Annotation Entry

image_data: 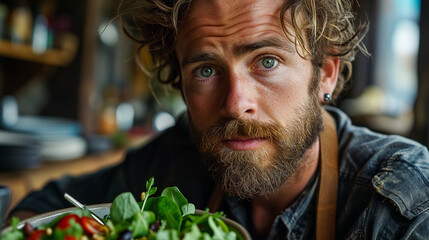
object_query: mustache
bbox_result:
[201,118,285,143]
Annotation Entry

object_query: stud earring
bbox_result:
[323,93,331,102]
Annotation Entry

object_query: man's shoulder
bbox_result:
[328,106,429,219]
[344,135,429,220]
[328,106,428,177]
[347,146,429,236]
[371,149,429,219]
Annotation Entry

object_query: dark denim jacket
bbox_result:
[13,107,429,239]
[225,107,429,239]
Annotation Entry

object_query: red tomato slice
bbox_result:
[81,216,104,235]
[56,214,81,229]
[28,229,45,240]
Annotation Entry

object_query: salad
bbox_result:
[2,177,242,240]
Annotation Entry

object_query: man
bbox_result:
[11,0,429,239]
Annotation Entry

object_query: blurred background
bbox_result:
[0,0,428,220]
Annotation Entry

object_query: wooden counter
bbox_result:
[0,149,125,216]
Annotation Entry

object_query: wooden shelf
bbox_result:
[0,149,125,216]
[0,35,78,66]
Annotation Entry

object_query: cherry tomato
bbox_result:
[64,235,77,240]
[81,215,104,235]
[56,214,81,229]
[28,229,45,240]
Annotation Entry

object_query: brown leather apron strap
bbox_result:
[207,184,223,213]
[316,110,339,240]
[207,110,339,239]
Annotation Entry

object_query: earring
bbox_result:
[323,93,331,102]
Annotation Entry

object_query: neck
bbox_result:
[251,138,320,236]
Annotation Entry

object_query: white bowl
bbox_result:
[2,204,252,239]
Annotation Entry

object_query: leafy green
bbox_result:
[181,204,196,217]
[0,230,24,240]
[155,229,180,240]
[145,196,182,230]
[110,192,141,224]
[161,187,195,217]
[0,217,24,240]
[10,217,20,230]
[181,224,202,240]
[105,219,129,240]
[141,177,157,213]
[208,216,236,240]
[130,211,156,237]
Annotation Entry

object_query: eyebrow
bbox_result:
[182,53,218,68]
[233,37,295,57]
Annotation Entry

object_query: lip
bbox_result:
[222,137,267,151]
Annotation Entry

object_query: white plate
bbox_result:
[38,136,87,161]
[0,130,87,162]
[5,116,81,136]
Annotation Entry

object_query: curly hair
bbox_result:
[118,0,368,101]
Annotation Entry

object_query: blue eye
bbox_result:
[259,57,277,69]
[197,66,216,78]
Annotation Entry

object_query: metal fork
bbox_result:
[64,193,105,225]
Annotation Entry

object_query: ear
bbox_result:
[318,57,340,102]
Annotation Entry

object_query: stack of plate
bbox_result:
[1,116,87,164]
[0,131,40,170]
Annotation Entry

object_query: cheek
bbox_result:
[183,87,219,130]
[260,77,303,119]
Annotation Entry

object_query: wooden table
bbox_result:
[0,149,125,216]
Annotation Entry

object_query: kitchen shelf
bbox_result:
[0,149,126,217]
[0,36,78,66]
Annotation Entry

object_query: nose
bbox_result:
[220,71,257,119]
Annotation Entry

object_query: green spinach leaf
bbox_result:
[145,196,182,230]
[182,224,202,240]
[155,229,180,240]
[110,192,140,224]
[0,218,24,240]
[161,187,196,217]
[130,211,153,237]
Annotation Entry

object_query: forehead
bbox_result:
[177,0,289,58]
[184,0,283,21]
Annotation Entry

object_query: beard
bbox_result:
[190,92,323,199]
